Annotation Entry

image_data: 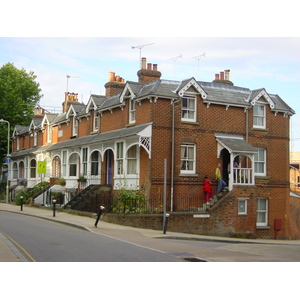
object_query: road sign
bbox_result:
[38,161,47,174]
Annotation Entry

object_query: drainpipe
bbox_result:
[170,100,175,212]
[246,107,249,142]
[171,98,179,212]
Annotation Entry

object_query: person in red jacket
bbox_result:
[203,176,213,203]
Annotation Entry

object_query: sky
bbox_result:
[1,1,300,150]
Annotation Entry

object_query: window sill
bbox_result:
[126,123,136,127]
[179,173,198,177]
[256,226,271,230]
[181,121,199,125]
[252,127,268,132]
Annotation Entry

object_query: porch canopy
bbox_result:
[215,133,258,189]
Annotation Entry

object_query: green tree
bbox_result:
[0,62,43,163]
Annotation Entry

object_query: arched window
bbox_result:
[91,151,100,175]
[30,159,36,178]
[127,145,138,175]
[19,161,24,178]
[69,153,79,177]
[13,162,18,179]
[52,156,61,177]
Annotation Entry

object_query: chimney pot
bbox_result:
[108,72,115,82]
[215,74,219,80]
[141,57,147,69]
[116,75,120,82]
[220,71,224,80]
[224,69,230,81]
[147,63,152,70]
[153,64,158,71]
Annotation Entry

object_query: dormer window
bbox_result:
[253,104,266,129]
[129,98,136,124]
[181,96,196,122]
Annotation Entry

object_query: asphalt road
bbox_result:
[0,211,180,262]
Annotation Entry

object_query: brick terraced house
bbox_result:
[9,58,300,239]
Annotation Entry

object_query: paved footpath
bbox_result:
[1,202,300,262]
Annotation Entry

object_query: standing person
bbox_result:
[203,176,213,203]
[216,163,227,194]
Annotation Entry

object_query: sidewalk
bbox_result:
[1,202,300,262]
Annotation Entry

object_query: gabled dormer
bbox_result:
[175,77,208,123]
[249,88,276,129]
[85,95,106,132]
[119,81,143,103]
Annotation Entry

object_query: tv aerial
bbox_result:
[66,75,79,92]
[193,53,206,80]
[170,54,182,79]
[131,43,154,67]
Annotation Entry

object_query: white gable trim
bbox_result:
[177,78,207,99]
[66,105,76,119]
[85,97,97,113]
[250,89,275,109]
[120,83,136,103]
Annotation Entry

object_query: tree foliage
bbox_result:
[0,62,43,162]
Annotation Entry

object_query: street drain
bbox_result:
[183,257,207,262]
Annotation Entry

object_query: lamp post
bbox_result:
[0,119,10,204]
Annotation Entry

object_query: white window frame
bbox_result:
[254,148,266,176]
[47,123,52,143]
[116,142,124,176]
[69,153,79,177]
[72,117,78,136]
[62,150,67,177]
[127,145,138,175]
[238,198,248,215]
[180,143,196,175]
[93,112,99,132]
[129,98,136,124]
[257,198,268,227]
[33,131,37,146]
[30,159,36,178]
[91,151,100,176]
[181,96,196,122]
[13,162,18,179]
[82,147,88,176]
[253,104,266,129]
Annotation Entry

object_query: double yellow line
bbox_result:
[1,231,36,262]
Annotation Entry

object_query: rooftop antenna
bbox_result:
[66,75,79,92]
[193,53,205,80]
[170,54,182,79]
[131,43,154,68]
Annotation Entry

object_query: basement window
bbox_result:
[238,198,248,215]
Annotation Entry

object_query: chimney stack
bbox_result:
[105,72,126,97]
[137,57,162,84]
[62,92,79,113]
[212,69,233,86]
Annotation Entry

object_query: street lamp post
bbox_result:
[0,119,10,204]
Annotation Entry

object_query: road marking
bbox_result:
[0,231,36,262]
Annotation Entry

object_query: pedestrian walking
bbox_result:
[216,163,227,194]
[203,176,213,203]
